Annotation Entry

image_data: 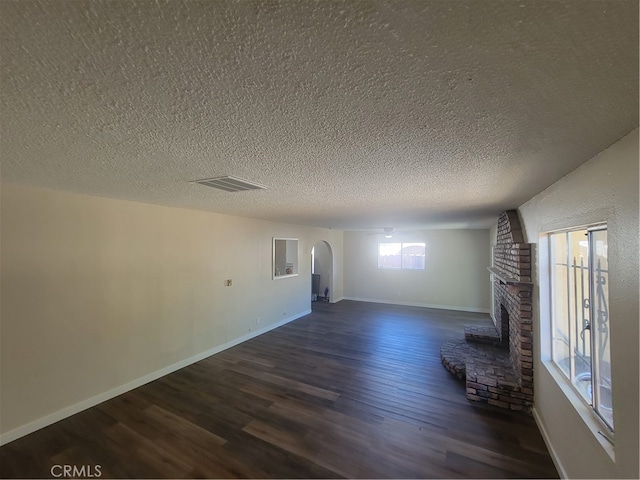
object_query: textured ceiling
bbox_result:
[1,0,638,230]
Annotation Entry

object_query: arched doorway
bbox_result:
[311,240,333,304]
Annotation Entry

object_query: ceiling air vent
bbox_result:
[193,176,267,192]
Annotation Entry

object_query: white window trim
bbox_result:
[542,361,615,460]
[377,242,426,270]
[539,227,615,460]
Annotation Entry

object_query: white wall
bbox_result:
[0,184,343,442]
[343,229,491,312]
[517,129,638,479]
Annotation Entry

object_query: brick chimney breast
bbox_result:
[441,210,535,412]
[493,210,534,398]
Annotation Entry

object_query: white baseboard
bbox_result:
[342,296,490,314]
[0,310,310,446]
[532,407,567,479]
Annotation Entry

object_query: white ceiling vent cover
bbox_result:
[193,176,267,192]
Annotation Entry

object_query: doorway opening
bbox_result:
[311,240,333,306]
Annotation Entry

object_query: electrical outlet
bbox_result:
[225,279,232,287]
[256,317,261,324]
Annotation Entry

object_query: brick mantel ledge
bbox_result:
[487,267,533,287]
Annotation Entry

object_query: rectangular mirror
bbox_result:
[273,237,298,279]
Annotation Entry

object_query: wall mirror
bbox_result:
[273,237,299,279]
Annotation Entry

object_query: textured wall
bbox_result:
[518,129,639,479]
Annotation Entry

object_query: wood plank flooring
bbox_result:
[0,300,558,478]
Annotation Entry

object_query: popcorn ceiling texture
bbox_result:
[1,0,638,230]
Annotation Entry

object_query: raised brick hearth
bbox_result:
[440,210,534,412]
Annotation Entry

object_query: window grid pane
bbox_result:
[549,225,612,433]
[401,243,426,270]
[378,242,426,270]
[568,230,590,404]
[590,229,613,430]
[378,243,401,269]
[551,233,571,378]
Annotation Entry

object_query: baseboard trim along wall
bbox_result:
[342,296,490,314]
[532,407,567,479]
[0,310,311,446]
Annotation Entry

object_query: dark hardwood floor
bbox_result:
[0,300,558,479]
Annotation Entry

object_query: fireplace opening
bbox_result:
[500,304,510,349]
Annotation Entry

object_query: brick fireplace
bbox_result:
[440,210,534,412]
[490,210,534,408]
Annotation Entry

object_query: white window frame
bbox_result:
[546,224,614,440]
[377,242,426,270]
